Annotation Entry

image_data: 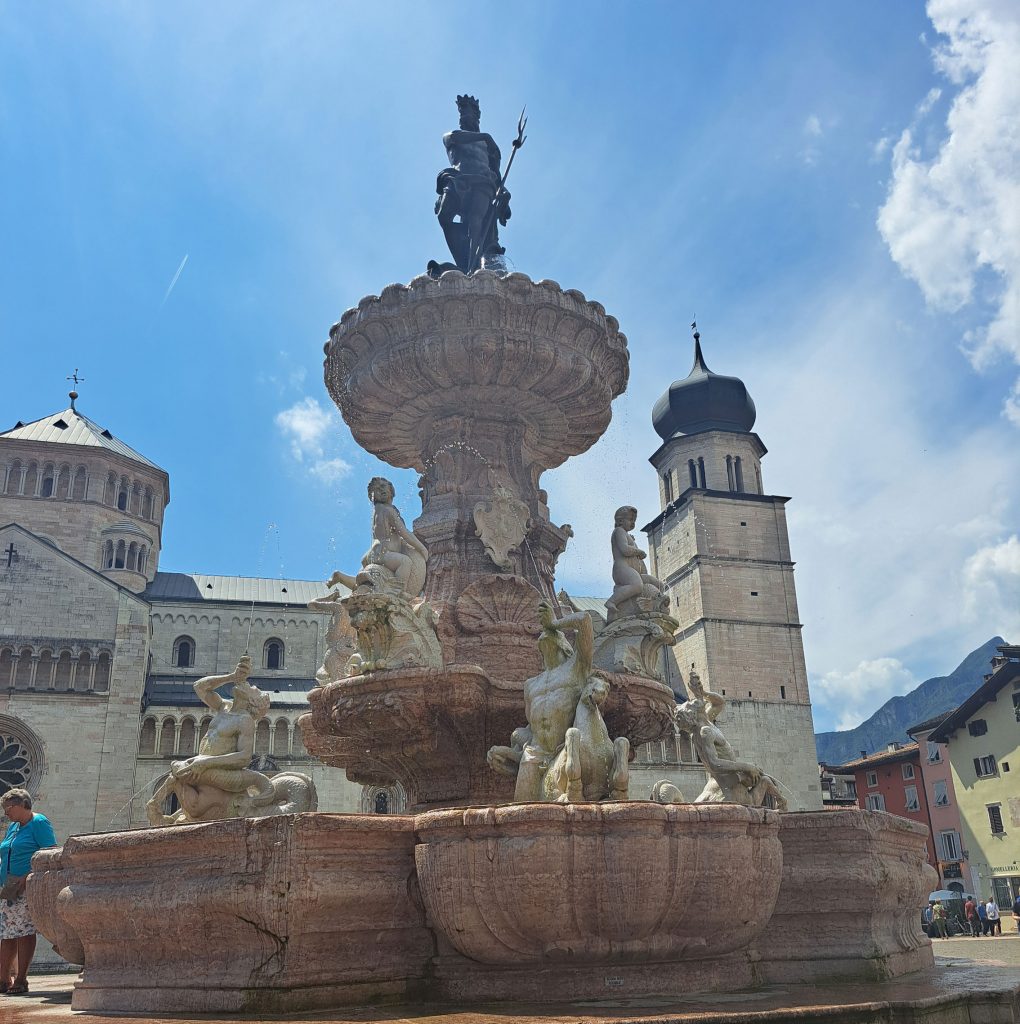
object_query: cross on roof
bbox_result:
[66,368,85,411]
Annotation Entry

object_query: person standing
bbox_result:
[986,897,1001,936]
[932,900,948,938]
[964,896,981,937]
[0,789,57,996]
[977,898,988,935]
[1012,893,1020,934]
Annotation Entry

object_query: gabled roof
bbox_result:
[145,571,345,606]
[907,708,956,737]
[1,406,166,474]
[837,742,920,771]
[929,645,1020,743]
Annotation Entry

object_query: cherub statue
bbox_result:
[672,668,787,810]
[488,601,629,803]
[307,586,352,686]
[605,505,668,622]
[328,477,427,599]
[146,656,316,826]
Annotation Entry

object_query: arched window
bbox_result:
[254,720,271,755]
[72,466,88,500]
[726,455,735,491]
[663,472,673,503]
[0,647,13,685]
[12,649,32,690]
[754,465,763,494]
[688,459,697,489]
[131,482,142,515]
[75,651,92,691]
[54,651,73,690]
[158,718,176,756]
[178,718,197,755]
[94,651,111,692]
[172,636,195,668]
[272,720,290,757]
[127,542,138,572]
[4,461,21,495]
[138,546,148,574]
[114,540,126,569]
[36,650,54,689]
[374,791,390,814]
[143,488,153,520]
[104,473,116,505]
[697,457,706,488]
[291,725,306,757]
[734,457,744,492]
[264,638,284,670]
[24,462,40,496]
[56,465,71,499]
[138,717,157,756]
[35,465,50,497]
[102,540,114,569]
[117,478,128,511]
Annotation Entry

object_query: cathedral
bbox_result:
[0,394,382,850]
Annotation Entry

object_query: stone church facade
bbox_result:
[0,400,391,851]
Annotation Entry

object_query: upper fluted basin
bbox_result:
[414,801,782,966]
[324,271,629,471]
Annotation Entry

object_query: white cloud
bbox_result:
[963,534,1020,638]
[812,658,919,732]
[274,397,351,484]
[877,1,1020,417]
[804,114,823,138]
[801,114,824,165]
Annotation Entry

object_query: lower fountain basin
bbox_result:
[414,801,782,966]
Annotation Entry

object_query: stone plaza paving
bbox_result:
[5,937,1020,1024]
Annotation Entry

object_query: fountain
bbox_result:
[26,96,984,1022]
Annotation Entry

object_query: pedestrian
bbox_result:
[985,897,1001,936]
[932,900,948,939]
[0,789,57,996]
[978,898,988,935]
[1012,893,1020,934]
[964,895,981,937]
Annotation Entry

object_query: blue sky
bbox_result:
[3,2,1018,733]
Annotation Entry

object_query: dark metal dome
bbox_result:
[652,334,756,440]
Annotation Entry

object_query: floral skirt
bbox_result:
[0,894,35,939]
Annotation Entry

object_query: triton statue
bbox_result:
[428,95,526,277]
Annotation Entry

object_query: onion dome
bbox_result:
[652,329,756,440]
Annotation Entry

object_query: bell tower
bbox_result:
[644,326,821,810]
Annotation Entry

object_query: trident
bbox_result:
[467,107,528,273]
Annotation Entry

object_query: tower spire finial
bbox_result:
[690,319,708,373]
[66,368,85,412]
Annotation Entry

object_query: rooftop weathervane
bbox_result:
[66,367,85,411]
[427,96,527,278]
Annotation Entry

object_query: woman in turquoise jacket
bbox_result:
[0,788,56,996]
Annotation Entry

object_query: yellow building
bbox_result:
[930,644,1020,910]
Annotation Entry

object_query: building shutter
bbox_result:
[974,757,982,777]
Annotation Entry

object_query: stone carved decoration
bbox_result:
[324,272,629,609]
[146,657,317,826]
[307,587,353,686]
[605,505,669,622]
[473,483,531,570]
[487,602,629,802]
[326,477,441,676]
[659,668,788,811]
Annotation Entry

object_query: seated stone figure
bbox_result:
[146,656,316,826]
[669,668,787,810]
[488,601,629,803]
[326,477,441,676]
[605,505,668,622]
[328,477,427,599]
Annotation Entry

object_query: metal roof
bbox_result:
[0,406,166,474]
[144,674,315,708]
[145,571,346,606]
[562,595,610,618]
[837,742,920,771]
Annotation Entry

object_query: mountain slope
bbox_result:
[815,636,1005,766]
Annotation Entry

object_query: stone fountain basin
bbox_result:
[414,801,782,966]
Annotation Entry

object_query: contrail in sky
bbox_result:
[160,254,189,307]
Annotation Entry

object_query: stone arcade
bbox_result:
[22,99,1014,1023]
